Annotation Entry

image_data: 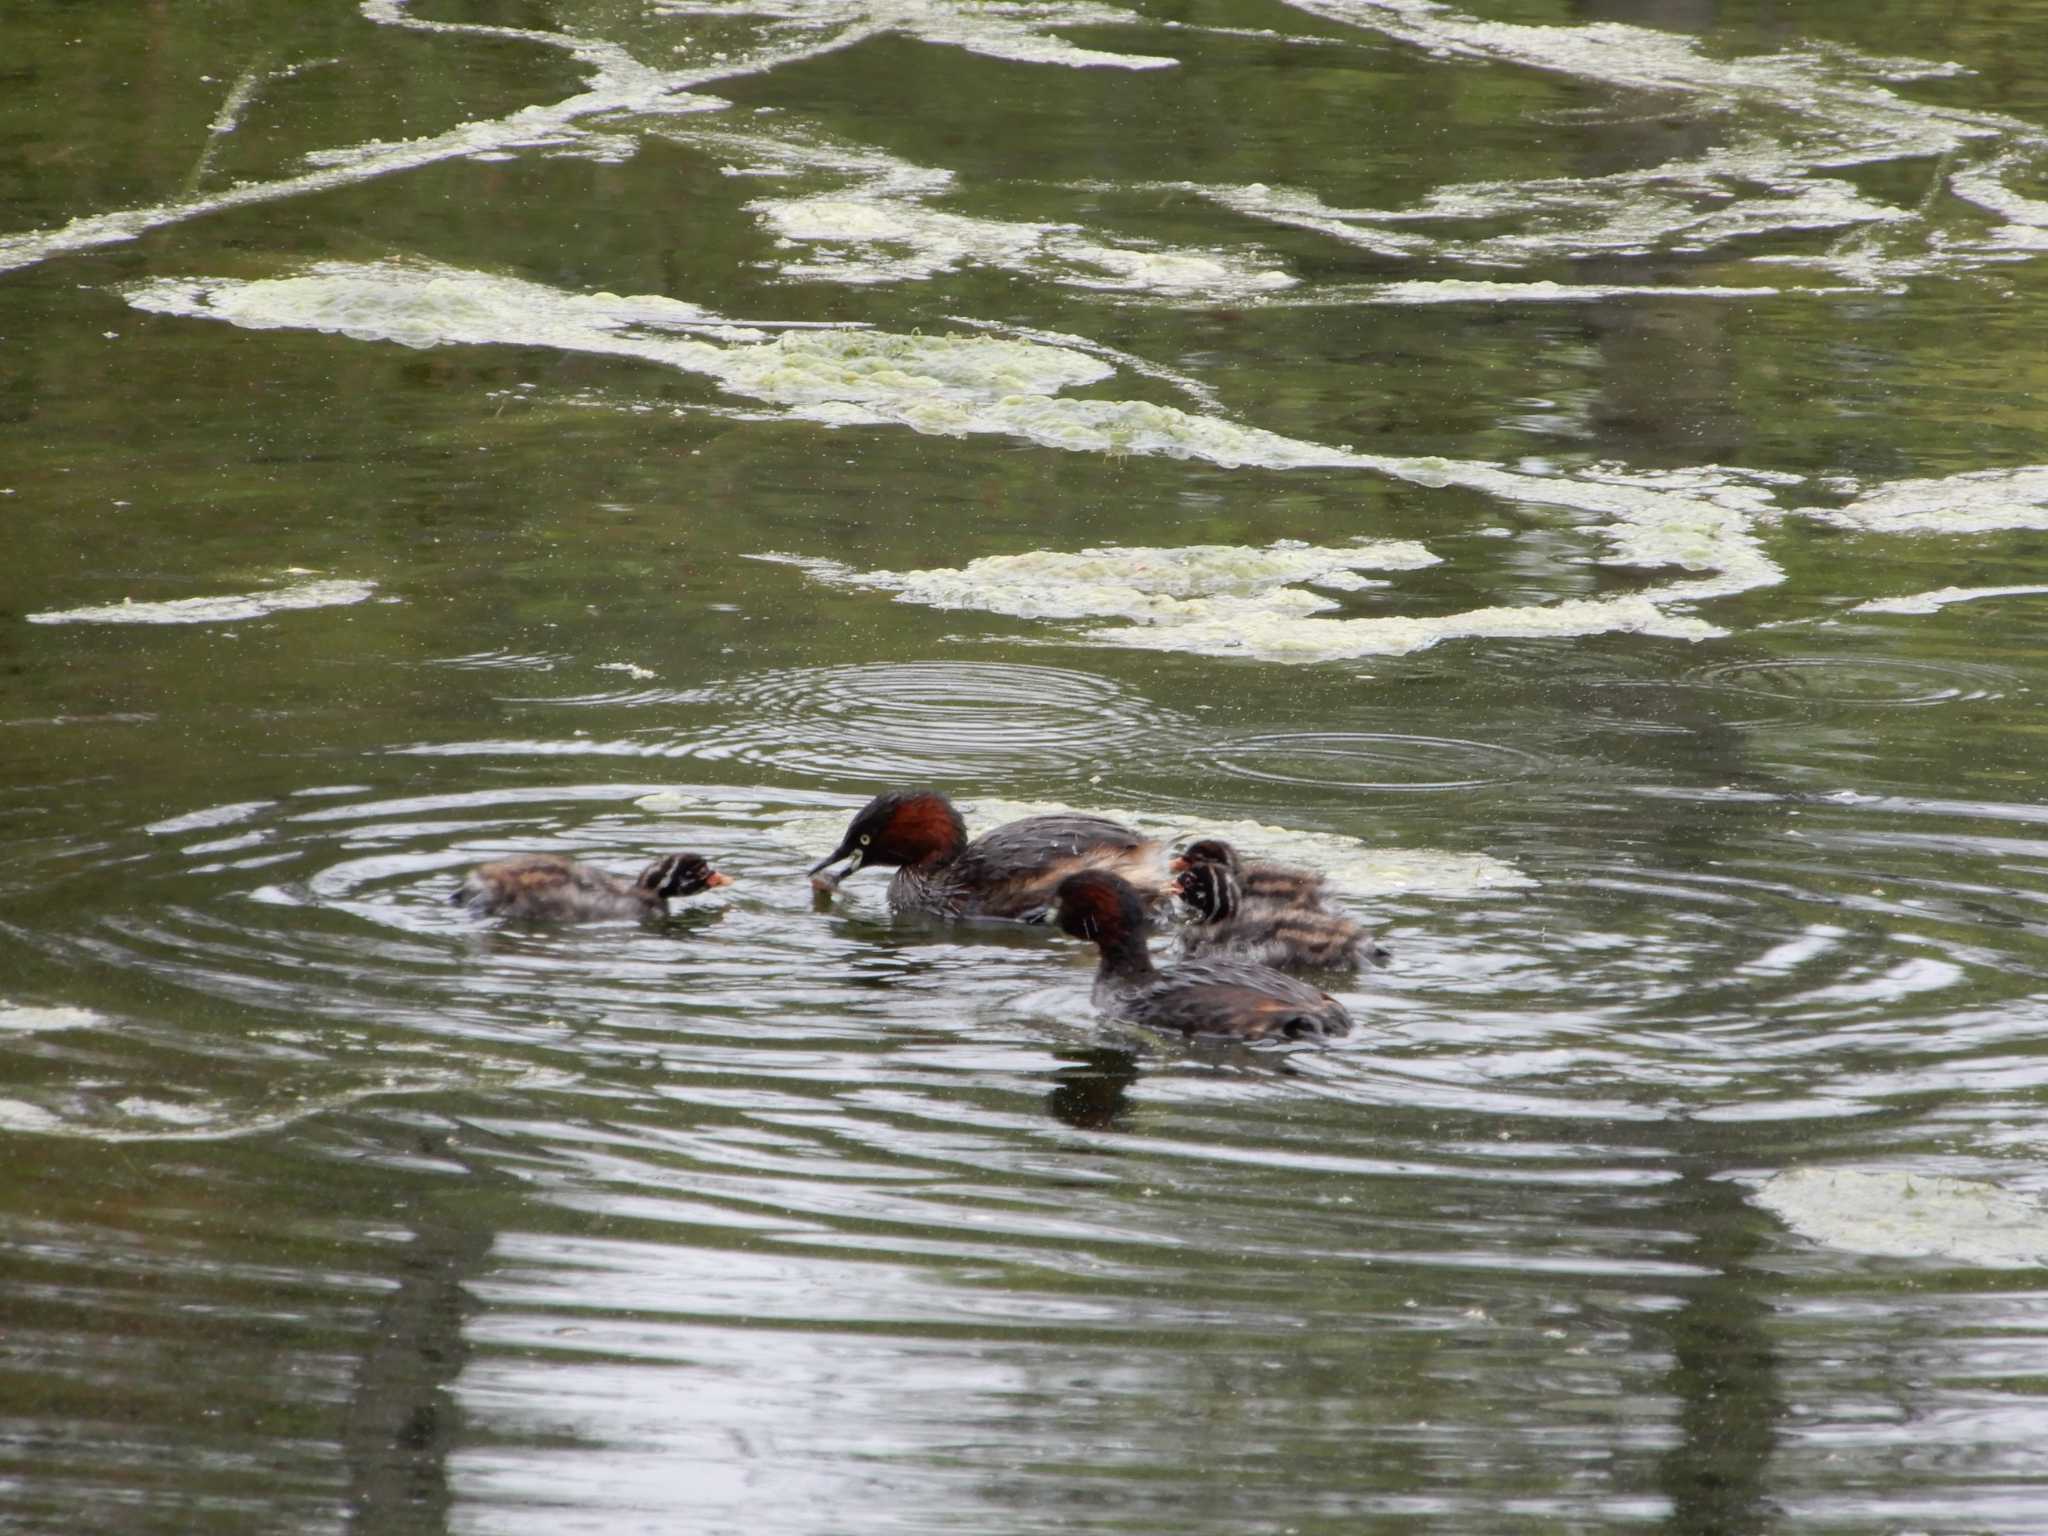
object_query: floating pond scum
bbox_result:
[27,577,380,626]
[120,258,2048,659]
[1755,1169,2048,1268]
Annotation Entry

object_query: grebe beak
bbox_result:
[704,871,734,888]
[807,841,865,889]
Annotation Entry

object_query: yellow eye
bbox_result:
[859,833,871,846]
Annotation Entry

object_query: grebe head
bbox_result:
[1174,858,1240,923]
[809,790,968,887]
[1170,837,1242,876]
[642,852,732,901]
[1053,869,1149,950]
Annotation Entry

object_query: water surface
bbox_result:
[8,0,2048,1530]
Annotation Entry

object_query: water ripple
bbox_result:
[5,770,2047,1161]
[1687,655,2017,713]
[1200,731,1545,797]
[700,661,1191,784]
[402,661,1194,786]
[10,767,2048,1533]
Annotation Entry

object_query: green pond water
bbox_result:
[8,0,2048,1530]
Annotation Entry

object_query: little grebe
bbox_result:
[1171,837,1327,905]
[1054,870,1351,1042]
[453,851,731,921]
[1174,855,1386,973]
[809,789,1170,921]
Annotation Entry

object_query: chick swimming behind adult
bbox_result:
[1171,837,1328,905]
[1174,848,1387,973]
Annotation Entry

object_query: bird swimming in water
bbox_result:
[1171,837,1328,905]
[452,851,731,922]
[809,789,1170,921]
[1053,869,1352,1042]
[1173,845,1386,973]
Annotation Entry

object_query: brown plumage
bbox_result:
[1173,857,1386,972]
[809,789,1170,921]
[452,851,730,922]
[1171,838,1328,905]
[1054,870,1352,1043]
[1173,849,1387,972]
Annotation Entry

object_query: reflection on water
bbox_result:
[8,757,2048,1523]
[11,0,2048,1528]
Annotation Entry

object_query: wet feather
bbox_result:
[453,851,730,922]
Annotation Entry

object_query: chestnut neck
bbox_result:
[1090,917,1156,983]
[886,795,967,866]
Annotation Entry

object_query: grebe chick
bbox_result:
[809,789,1170,921]
[1054,870,1351,1042]
[1174,857,1386,972]
[1172,837,1328,905]
[453,852,731,922]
